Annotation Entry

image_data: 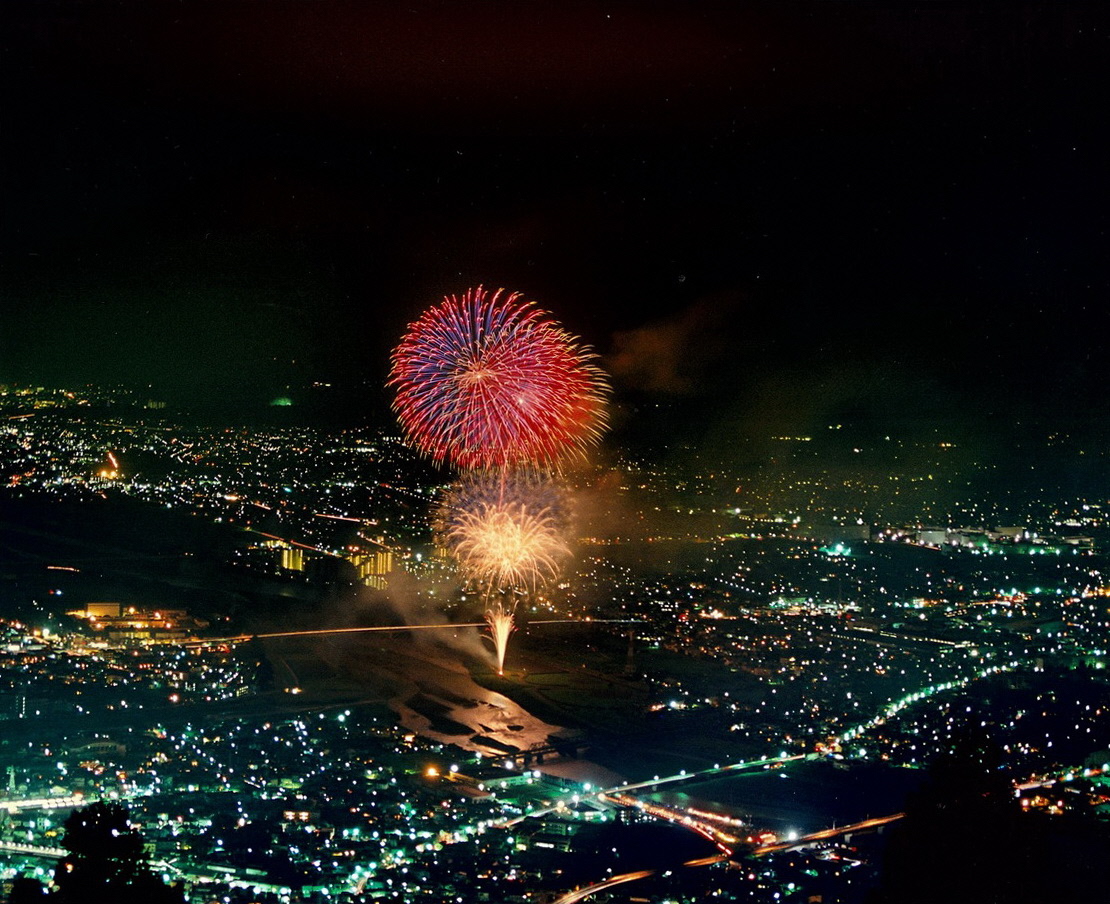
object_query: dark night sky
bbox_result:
[2,2,1108,446]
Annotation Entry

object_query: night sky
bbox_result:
[3,3,1108,446]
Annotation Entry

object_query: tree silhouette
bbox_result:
[236,635,275,691]
[869,723,1049,904]
[52,803,183,904]
[7,874,47,903]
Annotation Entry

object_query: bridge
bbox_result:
[1,794,91,814]
[0,840,66,860]
[752,812,905,856]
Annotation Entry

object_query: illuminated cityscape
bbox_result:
[3,3,1108,902]
[0,381,1108,901]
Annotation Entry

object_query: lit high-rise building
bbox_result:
[281,547,305,571]
[351,548,393,589]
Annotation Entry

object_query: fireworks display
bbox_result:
[389,287,608,470]
[392,287,607,674]
[438,472,570,581]
[484,599,516,676]
[436,473,573,673]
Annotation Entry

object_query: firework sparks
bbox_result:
[439,473,571,593]
[438,472,572,674]
[389,286,608,470]
[485,598,516,676]
[448,500,569,592]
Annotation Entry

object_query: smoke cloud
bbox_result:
[606,295,744,395]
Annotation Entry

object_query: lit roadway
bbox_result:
[552,855,729,904]
[547,810,905,903]
[1015,764,1108,792]
[196,618,640,645]
[752,813,905,856]
[1,794,91,814]
[530,756,812,903]
[602,790,738,851]
[552,870,655,904]
[0,841,66,860]
[1,791,155,818]
[496,752,809,831]
[606,752,809,796]
[543,663,1032,902]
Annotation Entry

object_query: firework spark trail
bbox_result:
[485,599,516,676]
[437,471,572,672]
[447,498,566,673]
[389,286,609,470]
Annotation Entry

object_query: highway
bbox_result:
[494,752,807,832]
[752,813,905,856]
[551,853,728,903]
[1015,764,1107,791]
[607,752,808,795]
[553,869,655,904]
[602,790,738,850]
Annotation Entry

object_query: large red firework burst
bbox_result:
[389,287,608,469]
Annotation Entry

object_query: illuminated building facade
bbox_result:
[350,548,393,589]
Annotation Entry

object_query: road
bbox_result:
[752,813,905,856]
[607,752,808,795]
[551,869,656,904]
